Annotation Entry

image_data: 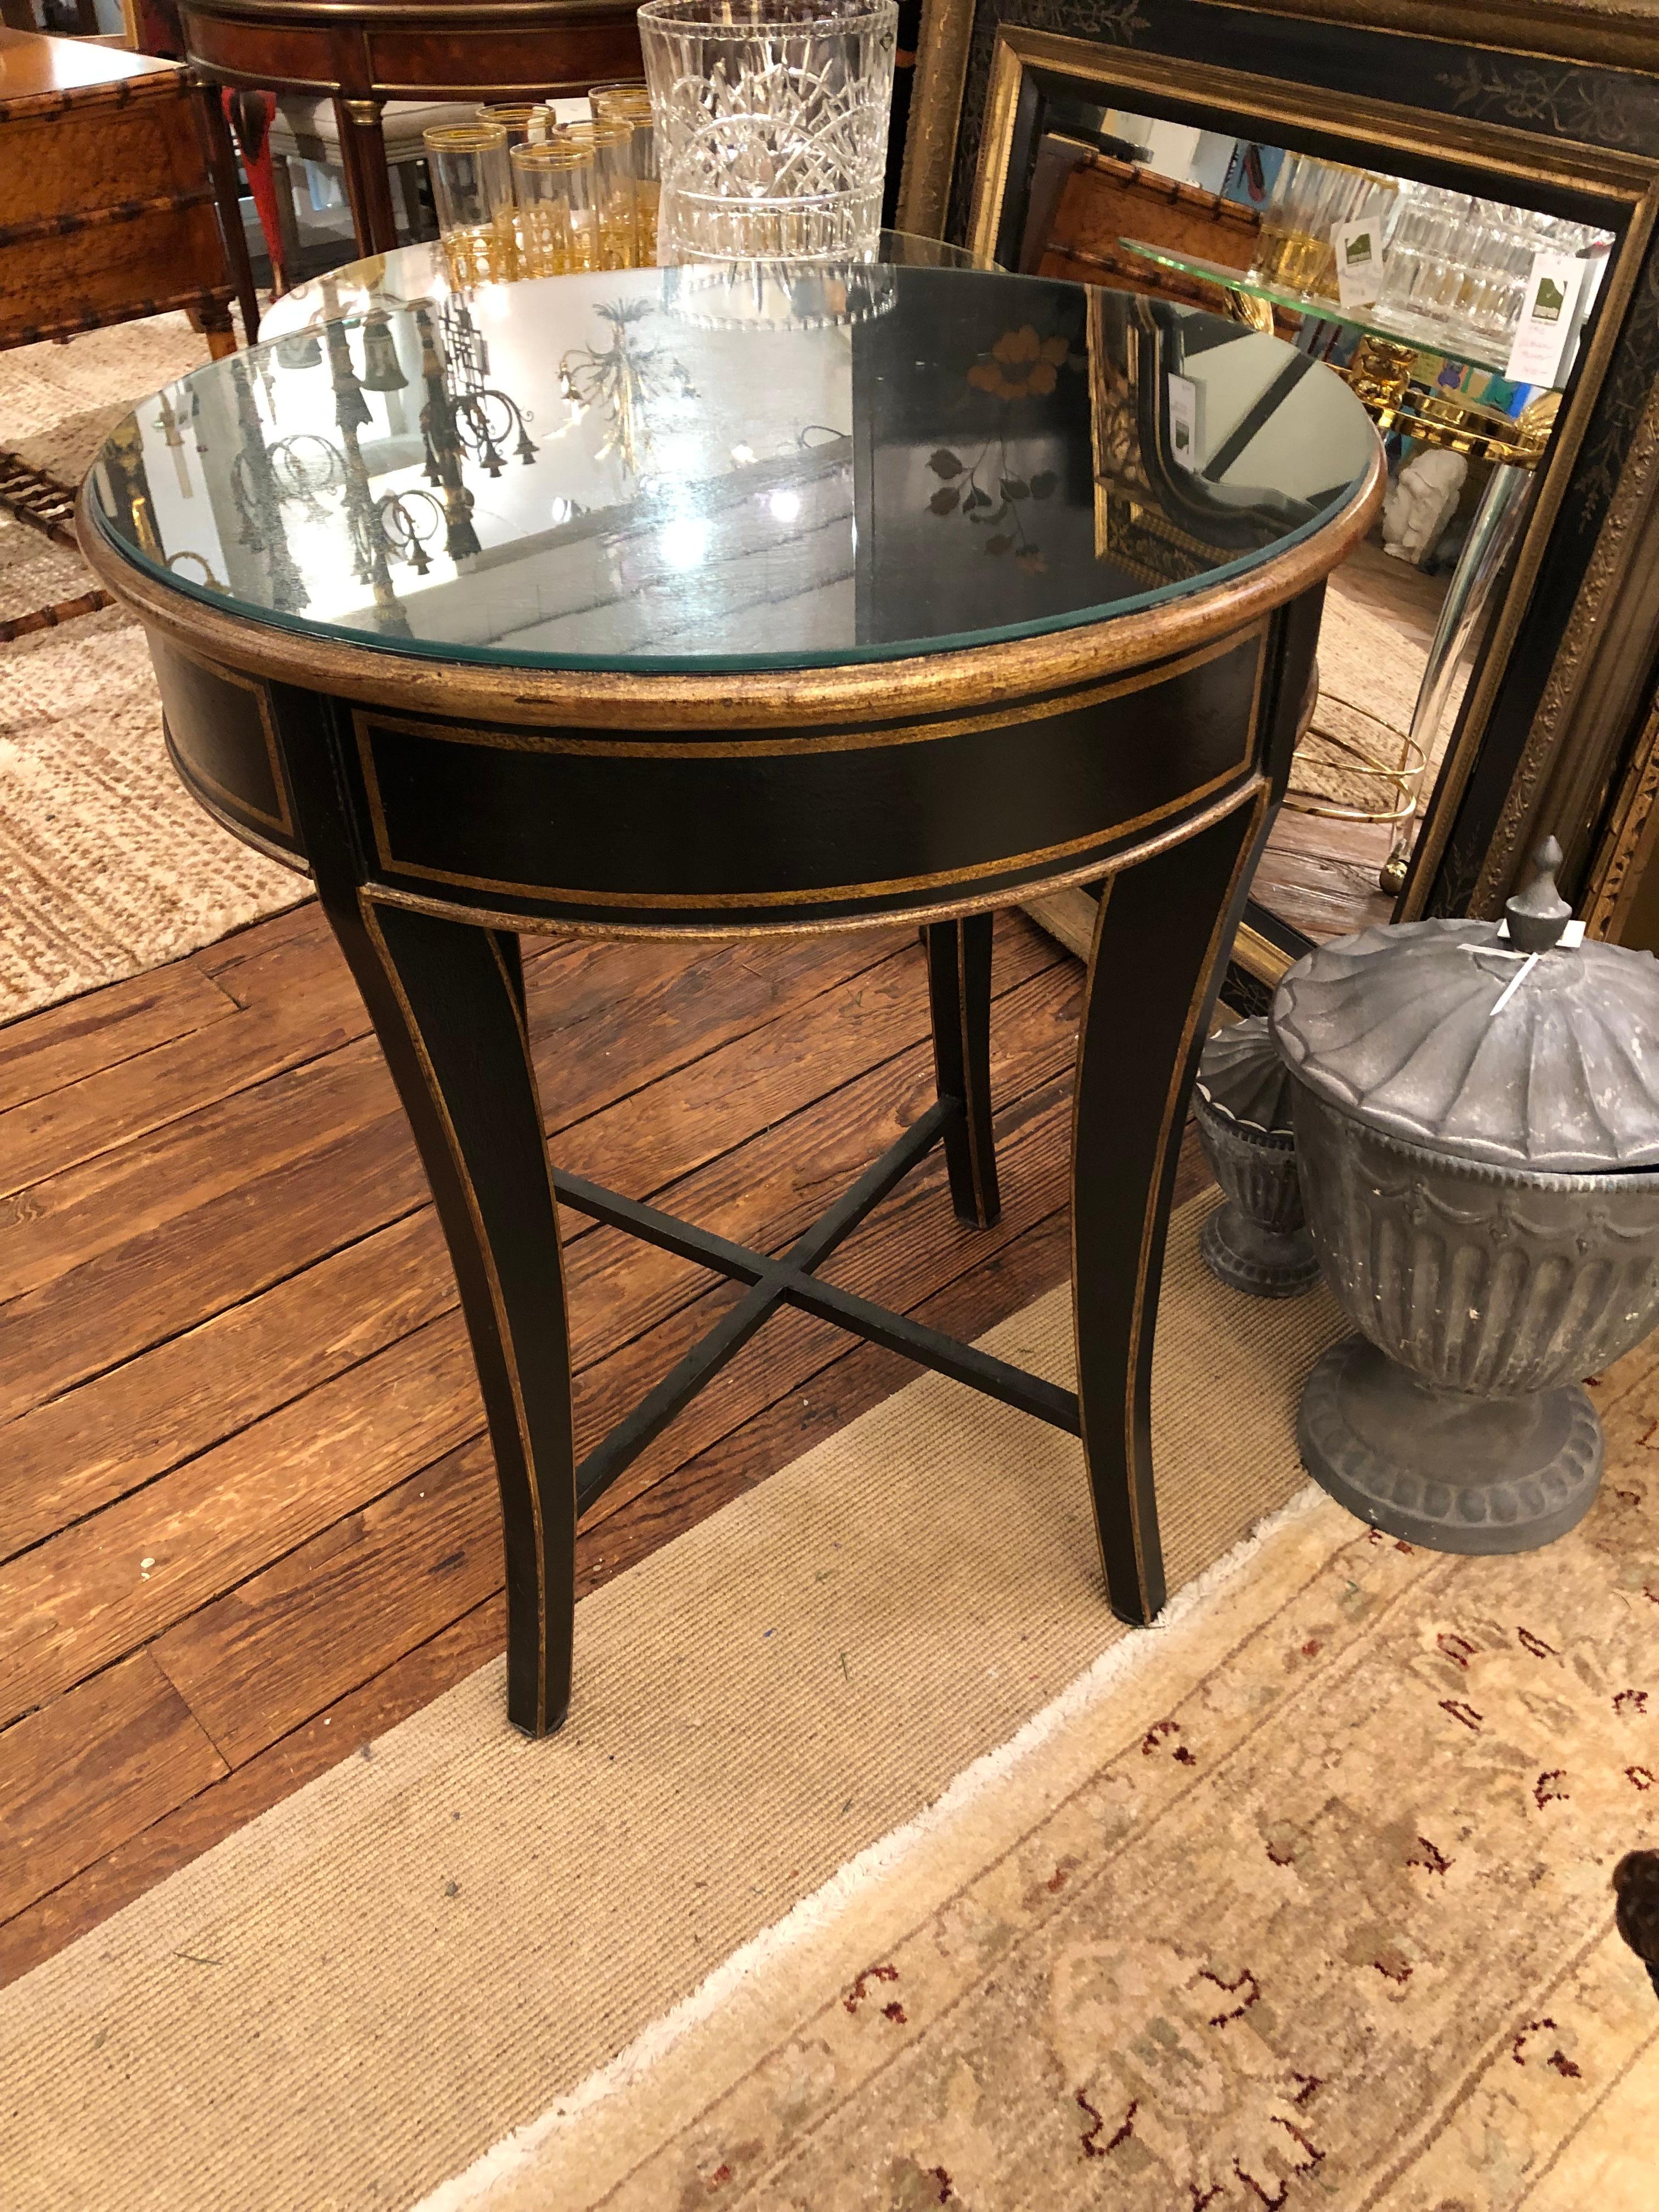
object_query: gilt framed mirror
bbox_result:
[899,0,1659,987]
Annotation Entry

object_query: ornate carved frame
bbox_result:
[898,0,1659,940]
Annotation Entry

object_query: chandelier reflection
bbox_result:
[374,487,448,575]
[359,309,409,394]
[221,303,543,627]
[558,298,695,484]
[259,433,347,515]
[225,352,309,615]
[165,548,230,592]
[431,296,538,478]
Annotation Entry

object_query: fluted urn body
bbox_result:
[1271,843,1659,1553]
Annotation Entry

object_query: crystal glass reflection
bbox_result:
[638,0,898,266]
[1373,183,1595,355]
[663,256,895,329]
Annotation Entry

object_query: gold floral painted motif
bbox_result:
[968,323,1071,399]
[927,324,1084,573]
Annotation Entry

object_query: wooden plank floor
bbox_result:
[1255,809,1397,944]
[0,899,1211,1986]
[1252,539,1444,945]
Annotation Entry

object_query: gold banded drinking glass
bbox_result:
[424,121,519,284]
[559,117,637,270]
[511,138,599,275]
[1252,155,1398,301]
[479,103,544,149]
[590,81,658,263]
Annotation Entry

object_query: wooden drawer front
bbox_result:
[369,22,642,95]
[0,203,227,337]
[179,13,334,86]
[0,94,201,227]
[152,639,300,853]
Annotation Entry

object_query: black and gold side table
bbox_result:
[81,255,1381,1736]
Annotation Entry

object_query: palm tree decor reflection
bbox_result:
[558,299,695,486]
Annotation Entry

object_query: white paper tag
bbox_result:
[1330,216,1383,309]
[1166,373,1199,466]
[1504,251,1584,387]
[1496,916,1585,946]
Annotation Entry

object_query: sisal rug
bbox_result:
[4,1199,1655,2209]
[0,311,212,486]
[0,612,306,1020]
[0,317,307,1021]
[0,506,93,631]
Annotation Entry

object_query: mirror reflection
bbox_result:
[1019,109,1614,929]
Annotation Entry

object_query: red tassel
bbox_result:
[222,87,287,296]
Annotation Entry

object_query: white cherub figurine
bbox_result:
[1383,447,1468,565]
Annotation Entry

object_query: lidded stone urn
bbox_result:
[1271,840,1659,1554]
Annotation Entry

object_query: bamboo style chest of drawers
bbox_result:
[0,28,256,354]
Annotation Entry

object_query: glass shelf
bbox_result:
[1118,238,1520,382]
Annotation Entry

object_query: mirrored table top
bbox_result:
[88,248,1379,675]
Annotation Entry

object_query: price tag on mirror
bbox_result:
[1166,372,1200,466]
[1330,216,1383,309]
[1505,251,1584,387]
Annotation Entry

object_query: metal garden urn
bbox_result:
[1271,840,1659,1554]
[1193,1018,1320,1297]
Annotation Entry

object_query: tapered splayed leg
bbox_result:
[277,689,574,1734]
[924,913,1000,1228]
[321,897,575,1735]
[1072,790,1272,1626]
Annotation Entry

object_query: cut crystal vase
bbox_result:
[639,0,898,268]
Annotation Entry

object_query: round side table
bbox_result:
[81,255,1383,1735]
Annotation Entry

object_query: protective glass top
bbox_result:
[88,254,1378,674]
